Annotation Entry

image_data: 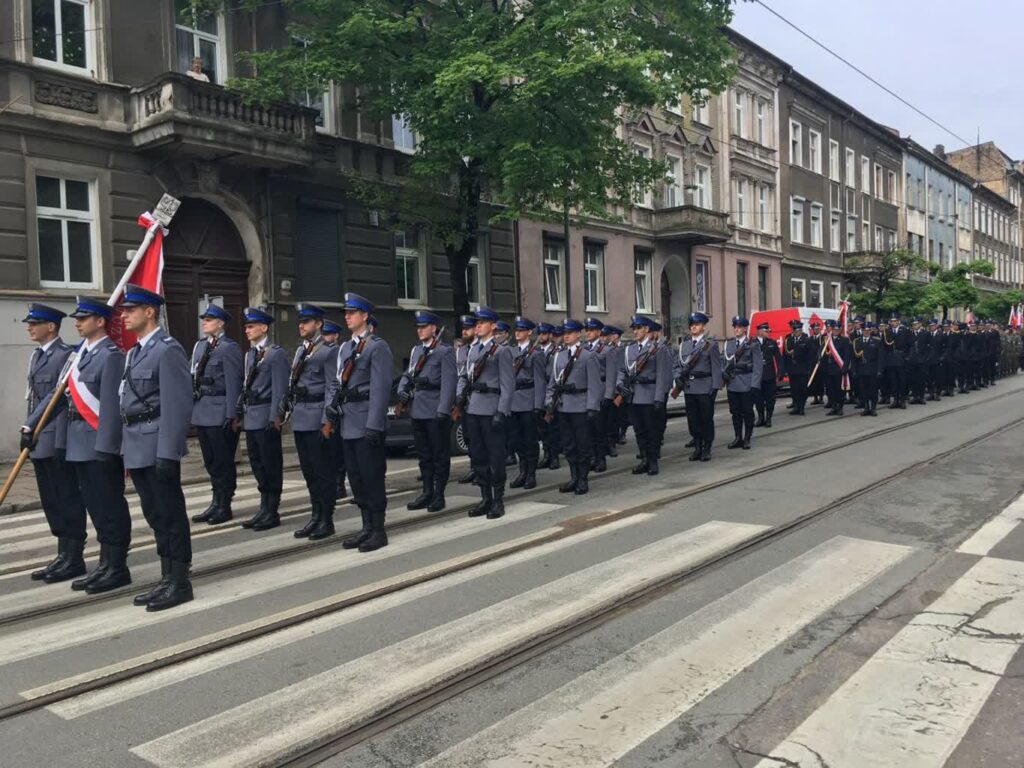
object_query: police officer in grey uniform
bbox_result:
[546,319,602,495]
[455,314,478,485]
[117,285,193,612]
[63,297,131,593]
[508,317,546,490]
[397,310,457,513]
[190,304,243,526]
[583,318,610,473]
[237,307,290,532]
[455,306,514,520]
[536,322,561,470]
[599,325,622,457]
[722,316,762,450]
[21,304,87,583]
[616,315,671,476]
[673,311,724,462]
[322,319,347,500]
[288,303,339,541]
[325,293,393,552]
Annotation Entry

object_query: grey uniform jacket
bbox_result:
[397,342,457,420]
[602,344,621,401]
[190,335,243,427]
[546,345,602,413]
[616,341,671,405]
[587,341,614,404]
[24,339,74,459]
[510,344,547,413]
[64,340,125,462]
[457,338,514,417]
[241,343,290,431]
[723,337,763,393]
[119,330,192,470]
[327,334,393,440]
[288,339,337,432]
[675,336,725,395]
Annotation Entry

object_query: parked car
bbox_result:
[385,377,468,455]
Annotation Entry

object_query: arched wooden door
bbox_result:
[162,198,250,348]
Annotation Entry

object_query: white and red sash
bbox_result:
[68,354,100,430]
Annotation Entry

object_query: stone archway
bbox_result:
[162,198,251,347]
[660,254,691,344]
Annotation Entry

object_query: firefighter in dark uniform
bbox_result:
[397,310,457,513]
[324,293,394,552]
[906,317,930,404]
[455,314,478,484]
[822,319,853,415]
[20,304,86,583]
[807,320,825,405]
[538,323,563,470]
[941,320,958,396]
[583,317,611,472]
[236,307,290,532]
[927,319,945,400]
[881,313,910,408]
[723,316,761,450]
[508,317,546,490]
[117,285,194,612]
[853,322,885,416]
[455,306,514,520]
[783,319,815,415]
[955,321,973,392]
[848,316,865,406]
[754,321,781,427]
[287,303,339,540]
[673,312,724,461]
[546,319,602,494]
[189,304,243,525]
[321,320,347,500]
[616,316,669,474]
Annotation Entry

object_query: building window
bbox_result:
[790,278,806,308]
[36,175,97,288]
[906,173,915,208]
[174,0,224,84]
[734,90,746,138]
[391,115,418,153]
[859,156,869,194]
[736,179,748,228]
[810,203,823,247]
[694,164,711,208]
[466,256,483,308]
[830,210,841,252]
[829,140,840,181]
[790,197,804,244]
[634,251,653,313]
[292,39,332,130]
[695,260,708,313]
[692,91,709,125]
[394,230,424,303]
[758,185,769,232]
[888,171,897,203]
[845,149,856,188]
[846,215,857,251]
[665,155,681,208]
[543,240,566,310]
[737,261,748,318]
[874,164,884,200]
[830,282,841,309]
[886,229,895,252]
[862,221,870,250]
[809,280,823,308]
[583,242,606,312]
[789,120,802,167]
[633,146,653,208]
[32,0,90,71]
[809,130,822,174]
[756,99,767,145]
[874,225,883,252]
[757,265,768,311]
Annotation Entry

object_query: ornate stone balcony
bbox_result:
[651,205,731,244]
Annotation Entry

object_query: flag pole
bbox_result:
[0,196,180,507]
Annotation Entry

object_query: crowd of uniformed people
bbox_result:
[18,291,1023,612]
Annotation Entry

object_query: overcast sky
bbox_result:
[729,0,1024,160]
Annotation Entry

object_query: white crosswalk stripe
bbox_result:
[130,520,771,768]
[957,493,1024,556]
[418,536,911,767]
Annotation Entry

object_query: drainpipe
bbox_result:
[512,217,522,314]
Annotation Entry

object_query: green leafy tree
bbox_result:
[974,286,1024,322]
[844,249,933,318]
[922,261,993,320]
[196,0,737,317]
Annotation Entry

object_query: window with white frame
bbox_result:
[845,148,856,188]
[293,38,331,130]
[809,130,822,174]
[830,210,841,251]
[862,221,870,249]
[809,280,823,308]
[888,171,897,203]
[810,203,822,247]
[36,175,97,288]
[874,225,883,251]
[543,240,566,310]
[392,115,417,153]
[757,266,768,311]
[634,251,653,313]
[394,230,425,303]
[736,261,748,318]
[830,282,841,309]
[861,156,871,194]
[874,164,883,200]
[695,260,708,313]
[758,185,769,232]
[789,120,803,167]
[466,239,486,308]
[736,178,748,228]
[906,173,915,208]
[790,278,806,307]
[691,91,709,125]
[755,99,767,145]
[665,155,681,208]
[829,140,840,181]
[974,200,980,229]
[174,0,224,84]
[633,145,653,208]
[846,215,857,251]
[583,242,606,312]
[790,196,804,244]
[32,0,91,71]
[734,90,746,138]
[694,164,711,208]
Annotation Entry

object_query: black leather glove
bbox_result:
[19,430,35,452]
[492,411,506,428]
[95,450,120,464]
[155,457,179,483]
[325,402,341,422]
[398,390,412,405]
[366,429,383,447]
[601,398,613,408]
[653,400,666,414]
[222,418,234,432]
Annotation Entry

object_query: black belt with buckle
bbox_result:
[121,407,160,425]
[514,380,534,390]
[293,392,325,403]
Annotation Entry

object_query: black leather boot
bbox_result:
[294,502,320,539]
[308,504,335,540]
[488,485,506,519]
[336,475,348,499]
[253,492,281,531]
[358,510,389,551]
[632,453,649,474]
[206,492,233,525]
[242,493,268,529]
[33,539,67,581]
[689,441,703,461]
[728,432,744,449]
[548,454,560,470]
[559,462,578,493]
[134,557,172,606]
[342,507,372,549]
[685,438,696,448]
[406,474,434,510]
[539,450,552,469]
[457,468,477,484]
[522,460,537,489]
[509,460,528,489]
[700,443,712,461]
[72,543,108,591]
[192,491,218,523]
[742,425,753,450]
[44,538,86,583]
[593,454,607,473]
[468,483,492,517]
[85,545,131,594]
[146,560,193,612]
[646,451,659,476]
[574,462,590,495]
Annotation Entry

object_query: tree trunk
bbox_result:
[446,159,484,323]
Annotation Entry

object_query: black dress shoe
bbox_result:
[406,491,433,511]
[468,499,492,517]
[727,438,743,449]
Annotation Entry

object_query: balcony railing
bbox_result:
[651,204,731,244]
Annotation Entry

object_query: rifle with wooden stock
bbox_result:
[451,340,499,422]
[670,337,712,399]
[395,327,444,418]
[321,335,369,438]
[615,342,658,407]
[545,345,583,422]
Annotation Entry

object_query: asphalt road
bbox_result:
[2,378,1024,767]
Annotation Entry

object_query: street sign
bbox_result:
[152,194,181,227]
